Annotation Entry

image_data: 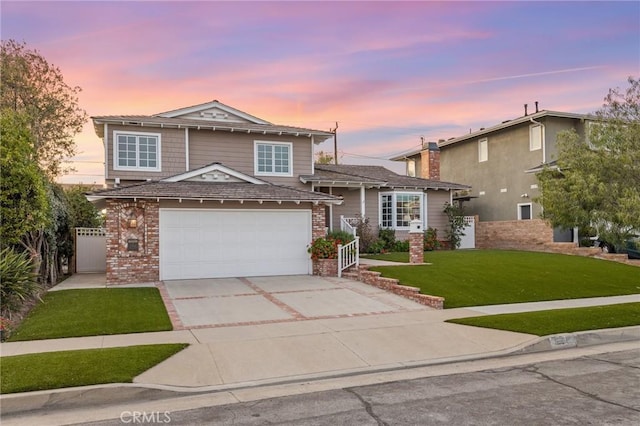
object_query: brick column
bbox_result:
[311,203,327,240]
[409,219,424,264]
[105,199,160,285]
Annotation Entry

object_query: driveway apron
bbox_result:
[158,275,430,329]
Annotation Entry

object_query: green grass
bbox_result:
[369,250,640,308]
[447,302,640,336]
[8,288,172,341]
[0,344,187,394]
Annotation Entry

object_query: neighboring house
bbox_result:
[300,164,469,239]
[88,100,469,284]
[89,100,341,284]
[391,108,592,243]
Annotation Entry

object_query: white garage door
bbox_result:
[160,209,312,280]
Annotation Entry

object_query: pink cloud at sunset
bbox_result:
[2,1,638,183]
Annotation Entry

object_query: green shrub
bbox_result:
[367,239,387,254]
[0,248,40,317]
[378,229,396,251]
[326,230,355,244]
[424,227,441,251]
[393,240,410,252]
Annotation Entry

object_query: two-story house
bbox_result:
[89,100,467,284]
[392,107,592,246]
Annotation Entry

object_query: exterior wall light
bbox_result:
[128,212,138,228]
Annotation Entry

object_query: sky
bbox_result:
[2,0,639,184]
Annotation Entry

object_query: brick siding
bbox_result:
[409,231,424,263]
[105,199,160,285]
[343,267,444,309]
[475,218,554,250]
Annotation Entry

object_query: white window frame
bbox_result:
[517,203,532,220]
[254,141,293,177]
[113,131,161,172]
[379,191,424,230]
[478,138,488,162]
[529,124,543,151]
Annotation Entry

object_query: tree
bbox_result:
[537,77,640,249]
[0,109,50,247]
[0,109,51,270]
[1,40,87,178]
[315,150,335,165]
[66,186,103,229]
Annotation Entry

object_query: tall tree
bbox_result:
[0,109,51,267]
[537,77,640,249]
[1,40,87,178]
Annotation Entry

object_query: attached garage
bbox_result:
[160,209,312,280]
[88,163,341,285]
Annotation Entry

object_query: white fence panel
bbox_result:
[338,237,359,277]
[75,228,107,273]
[459,216,476,249]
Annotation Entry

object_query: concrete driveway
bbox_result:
[158,275,430,329]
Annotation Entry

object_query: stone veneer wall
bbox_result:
[343,267,444,309]
[475,218,554,251]
[105,199,160,285]
[311,204,327,240]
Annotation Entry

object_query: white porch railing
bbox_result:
[340,216,359,236]
[338,237,359,277]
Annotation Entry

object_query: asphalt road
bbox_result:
[85,348,639,426]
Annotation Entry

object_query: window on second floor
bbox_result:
[114,131,161,171]
[478,138,488,162]
[380,192,423,230]
[407,160,416,177]
[529,124,543,151]
[254,141,293,176]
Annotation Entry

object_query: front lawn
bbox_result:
[0,344,187,394]
[8,288,172,341]
[447,302,640,336]
[369,250,640,308]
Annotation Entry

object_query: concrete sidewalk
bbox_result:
[1,294,638,391]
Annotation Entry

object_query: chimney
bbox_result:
[420,142,440,181]
[524,103,528,116]
[535,101,539,113]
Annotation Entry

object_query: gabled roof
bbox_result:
[161,162,267,184]
[91,100,334,143]
[390,110,591,160]
[301,164,469,191]
[87,163,342,205]
[155,100,271,124]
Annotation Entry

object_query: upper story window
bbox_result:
[406,160,416,177]
[254,141,292,176]
[529,124,543,151]
[379,192,423,230]
[113,131,161,171]
[478,138,488,162]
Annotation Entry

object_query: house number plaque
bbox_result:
[127,239,139,252]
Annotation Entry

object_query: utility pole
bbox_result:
[330,122,339,165]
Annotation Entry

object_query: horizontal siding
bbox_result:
[189,130,313,188]
[426,190,450,234]
[106,125,186,181]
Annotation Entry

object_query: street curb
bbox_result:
[1,326,638,417]
[512,325,640,354]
